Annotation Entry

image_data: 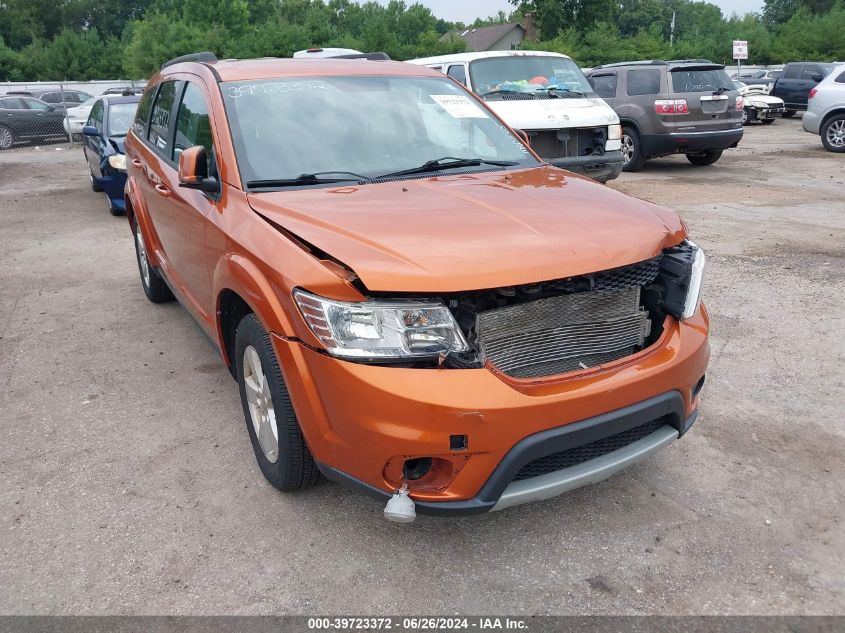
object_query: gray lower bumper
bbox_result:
[491,424,679,511]
[547,150,624,182]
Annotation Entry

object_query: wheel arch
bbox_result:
[820,107,845,132]
[124,177,162,267]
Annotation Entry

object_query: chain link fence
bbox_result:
[0,80,147,150]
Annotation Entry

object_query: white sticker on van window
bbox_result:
[430,94,486,118]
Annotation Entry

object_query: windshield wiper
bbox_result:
[247,170,371,188]
[375,157,519,180]
[480,88,521,98]
[536,87,586,98]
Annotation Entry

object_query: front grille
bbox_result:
[525,127,608,159]
[476,286,650,378]
[513,418,668,481]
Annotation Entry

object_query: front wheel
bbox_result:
[782,110,796,118]
[742,108,753,125]
[0,125,13,150]
[620,126,646,172]
[235,313,322,492]
[686,150,723,166]
[821,115,845,153]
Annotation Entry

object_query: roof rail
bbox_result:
[330,52,391,61]
[593,60,668,69]
[667,58,715,64]
[161,52,219,70]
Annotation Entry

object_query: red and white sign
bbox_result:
[733,40,748,60]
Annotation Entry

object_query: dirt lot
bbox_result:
[0,118,843,615]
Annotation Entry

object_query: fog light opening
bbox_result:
[403,457,433,481]
[692,374,706,399]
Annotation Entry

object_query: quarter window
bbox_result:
[447,64,467,85]
[627,70,661,96]
[588,74,617,99]
[41,93,61,104]
[173,82,215,174]
[836,71,845,84]
[148,81,178,156]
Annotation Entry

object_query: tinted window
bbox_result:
[447,64,467,85]
[0,98,24,109]
[133,85,156,136]
[627,70,661,96]
[173,82,214,173]
[148,81,178,155]
[22,98,50,110]
[802,65,823,79]
[837,71,845,84]
[783,64,802,79]
[88,100,104,127]
[40,93,61,103]
[589,74,617,98]
[670,69,733,93]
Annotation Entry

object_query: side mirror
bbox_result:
[178,146,218,193]
[82,125,100,136]
[515,129,530,146]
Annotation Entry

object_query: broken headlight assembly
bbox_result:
[658,240,705,320]
[107,154,127,171]
[293,289,469,360]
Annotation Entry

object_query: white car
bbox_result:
[734,81,785,124]
[407,51,623,183]
[803,66,845,152]
[64,96,98,137]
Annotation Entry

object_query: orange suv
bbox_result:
[124,52,709,515]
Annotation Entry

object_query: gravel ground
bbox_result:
[0,118,843,615]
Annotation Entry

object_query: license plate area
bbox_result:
[700,95,728,114]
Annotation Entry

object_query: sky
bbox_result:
[368,1,766,24]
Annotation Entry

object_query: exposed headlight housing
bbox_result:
[108,154,127,171]
[293,290,469,360]
[608,123,622,140]
[682,240,705,319]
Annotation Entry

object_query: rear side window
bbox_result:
[22,98,50,110]
[40,93,61,104]
[627,70,661,96]
[802,65,824,79]
[447,64,467,85]
[670,69,732,93]
[133,86,156,136]
[173,82,215,174]
[148,81,178,155]
[836,71,845,84]
[589,74,617,98]
[783,64,802,79]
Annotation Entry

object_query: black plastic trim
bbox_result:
[317,390,696,516]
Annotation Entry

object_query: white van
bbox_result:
[408,51,623,182]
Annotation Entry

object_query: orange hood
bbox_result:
[247,166,686,293]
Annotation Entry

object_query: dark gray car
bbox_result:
[4,88,92,112]
[0,96,67,149]
[587,60,744,171]
[771,62,838,116]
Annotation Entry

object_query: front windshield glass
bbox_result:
[469,55,594,97]
[221,75,537,186]
[108,102,137,136]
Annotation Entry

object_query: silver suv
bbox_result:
[587,60,743,171]
[802,65,845,152]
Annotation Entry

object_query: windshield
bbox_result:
[671,68,734,92]
[469,55,594,97]
[221,75,538,186]
[108,102,137,136]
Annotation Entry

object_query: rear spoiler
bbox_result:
[330,52,391,61]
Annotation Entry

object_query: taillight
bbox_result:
[809,88,818,99]
[735,96,744,111]
[654,99,689,115]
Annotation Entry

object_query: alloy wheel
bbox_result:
[826,120,845,149]
[621,134,635,167]
[0,127,12,150]
[243,345,279,463]
[135,224,151,288]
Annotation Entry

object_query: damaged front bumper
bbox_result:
[271,307,710,515]
[546,149,624,183]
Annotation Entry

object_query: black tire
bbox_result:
[782,110,796,118]
[89,170,103,192]
[107,196,123,217]
[760,118,775,125]
[235,313,322,492]
[132,219,174,303]
[820,114,845,153]
[686,150,723,166]
[0,125,13,150]
[742,108,755,125]
[621,126,647,172]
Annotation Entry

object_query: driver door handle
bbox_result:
[154,183,171,198]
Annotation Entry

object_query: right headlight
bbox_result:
[681,240,705,320]
[293,289,469,360]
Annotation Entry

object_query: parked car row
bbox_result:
[0,86,143,149]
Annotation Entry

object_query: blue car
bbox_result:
[82,95,140,215]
